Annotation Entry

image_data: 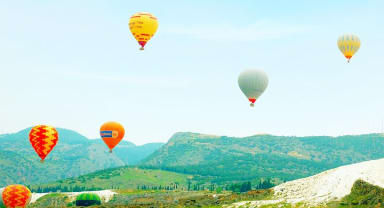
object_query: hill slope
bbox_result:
[0,128,163,187]
[273,157,384,205]
[29,167,193,192]
[339,179,384,207]
[141,132,384,183]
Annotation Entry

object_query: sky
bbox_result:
[1,0,383,145]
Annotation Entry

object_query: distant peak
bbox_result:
[12,127,90,143]
[169,132,220,141]
[251,133,271,136]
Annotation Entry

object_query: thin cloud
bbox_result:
[46,69,194,88]
[162,19,313,42]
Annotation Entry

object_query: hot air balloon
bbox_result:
[337,34,360,63]
[2,185,31,208]
[29,125,59,163]
[238,69,269,107]
[100,121,125,153]
[75,193,101,206]
[129,12,158,50]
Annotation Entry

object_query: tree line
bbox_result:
[27,178,275,193]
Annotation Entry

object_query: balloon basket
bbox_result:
[109,149,113,153]
[140,47,144,50]
[250,103,255,107]
[40,160,45,163]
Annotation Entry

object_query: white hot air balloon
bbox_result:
[238,69,269,107]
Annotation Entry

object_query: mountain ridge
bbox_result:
[2,128,384,189]
[0,127,164,187]
[140,132,384,183]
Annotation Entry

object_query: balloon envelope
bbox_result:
[100,121,125,152]
[75,193,101,206]
[29,125,59,162]
[238,69,268,106]
[2,185,31,208]
[129,12,158,50]
[337,34,360,62]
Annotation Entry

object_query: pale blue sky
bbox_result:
[1,1,383,144]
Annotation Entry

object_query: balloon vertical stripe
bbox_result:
[337,34,360,62]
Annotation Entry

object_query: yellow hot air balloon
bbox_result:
[129,12,158,50]
[337,34,360,63]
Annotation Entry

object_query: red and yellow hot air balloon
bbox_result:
[100,121,125,153]
[129,12,158,50]
[2,184,31,208]
[29,125,59,163]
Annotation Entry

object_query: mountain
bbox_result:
[0,128,163,187]
[140,132,384,183]
[113,142,164,165]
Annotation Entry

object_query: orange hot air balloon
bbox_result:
[2,184,31,208]
[100,121,125,153]
[29,125,59,163]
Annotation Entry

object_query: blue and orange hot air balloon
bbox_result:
[2,184,31,208]
[100,121,125,153]
[29,125,59,163]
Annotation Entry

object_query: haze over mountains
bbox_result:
[140,132,384,183]
[0,128,163,187]
[1,128,384,188]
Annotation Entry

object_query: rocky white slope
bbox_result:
[230,158,384,207]
[274,158,384,204]
[30,190,116,203]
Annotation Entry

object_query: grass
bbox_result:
[251,180,384,208]
[26,180,384,207]
[258,203,329,208]
[336,179,384,207]
[26,189,273,208]
[27,193,69,208]
[31,167,194,191]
